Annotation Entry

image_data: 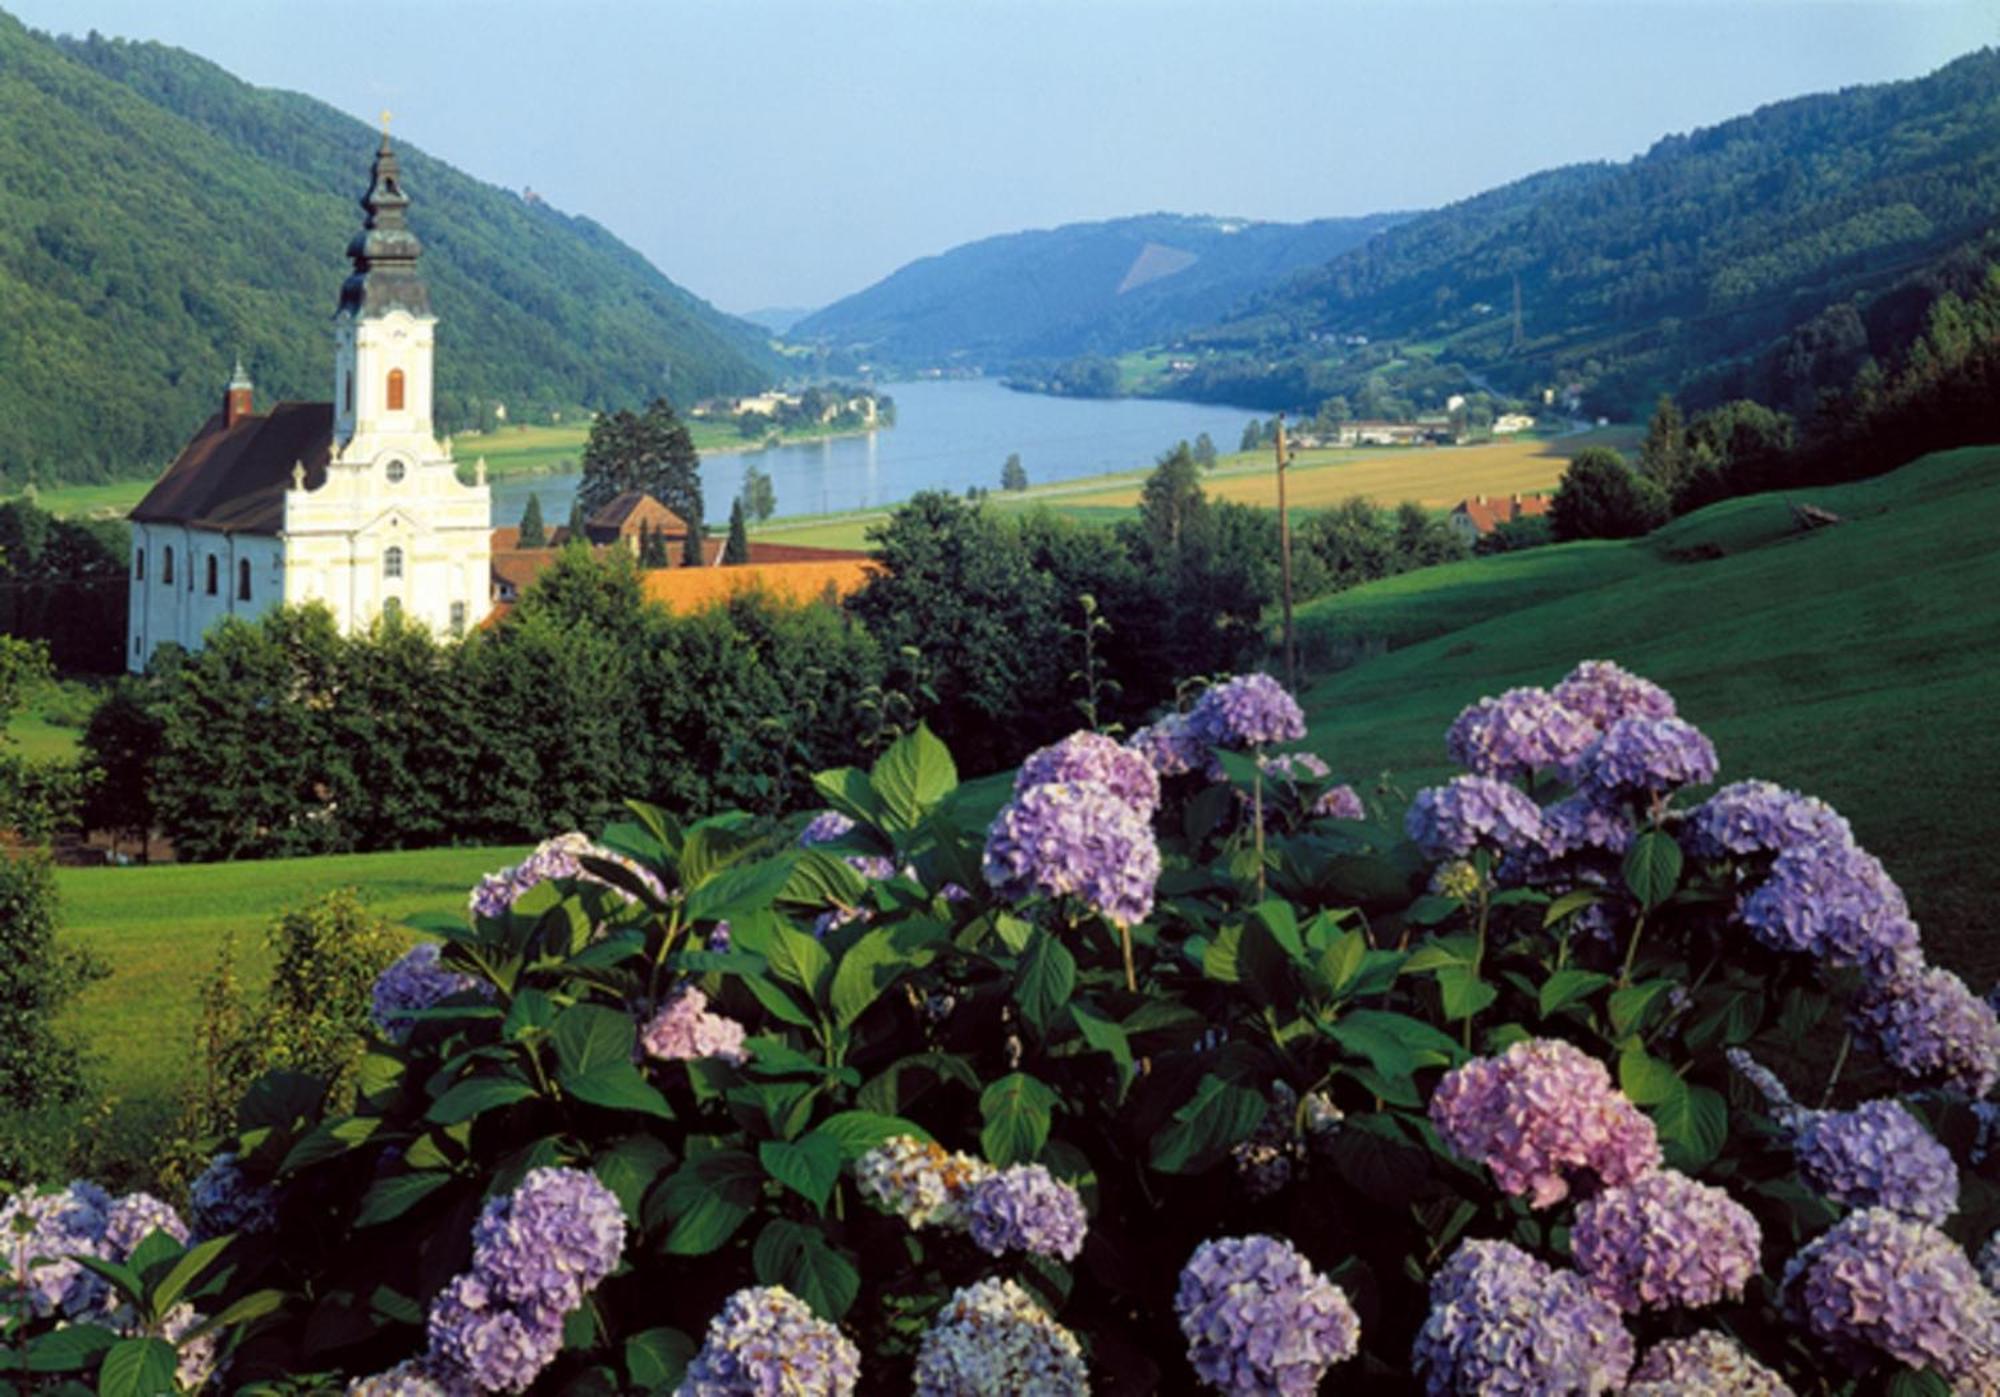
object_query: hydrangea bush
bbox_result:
[8,660,2000,1394]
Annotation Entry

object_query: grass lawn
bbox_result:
[1290,444,2000,988]
[55,843,527,1151]
[0,478,152,520]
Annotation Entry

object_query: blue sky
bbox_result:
[9,1,1995,313]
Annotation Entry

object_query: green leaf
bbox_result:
[236,1069,324,1131]
[1318,928,1368,994]
[1201,923,1245,984]
[1068,1003,1134,1076]
[687,853,800,926]
[1328,1017,1416,1081]
[1608,979,1676,1038]
[1249,900,1306,960]
[1538,969,1612,1019]
[554,1003,639,1079]
[814,1110,934,1159]
[759,1132,843,1212]
[1656,1084,1729,1172]
[751,1218,861,1321]
[1618,1048,1684,1106]
[355,1172,454,1227]
[784,849,871,911]
[740,973,817,1027]
[126,1228,183,1279]
[1149,1073,1267,1174]
[24,1324,116,1373]
[1014,931,1077,1035]
[830,923,936,1028]
[1336,1008,1462,1067]
[1886,1371,1954,1397]
[870,723,958,831]
[426,1075,536,1125]
[149,1234,230,1315]
[811,766,884,829]
[1405,894,1462,927]
[95,1339,178,1397]
[596,1136,677,1222]
[766,923,834,1005]
[564,1063,675,1119]
[1403,934,1478,973]
[1622,831,1683,911]
[657,1152,762,1255]
[1543,888,1602,928]
[181,1288,287,1342]
[1437,966,1498,1021]
[992,913,1036,954]
[279,1114,383,1174]
[980,1072,1057,1165]
[503,989,557,1040]
[625,1327,694,1390]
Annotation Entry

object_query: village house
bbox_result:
[1448,492,1552,546]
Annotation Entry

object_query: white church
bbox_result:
[127,131,491,671]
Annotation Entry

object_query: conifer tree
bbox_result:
[682,519,706,567]
[565,498,587,544]
[640,523,670,569]
[518,493,547,548]
[723,498,751,565]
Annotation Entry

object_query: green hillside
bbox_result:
[0,9,778,490]
[1171,49,2000,416]
[1293,445,2000,986]
[793,211,1407,370]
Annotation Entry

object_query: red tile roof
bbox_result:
[1452,492,1552,535]
[130,403,334,534]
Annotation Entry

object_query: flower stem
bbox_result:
[1618,910,1649,986]
[1819,1030,1853,1109]
[1119,923,1137,994]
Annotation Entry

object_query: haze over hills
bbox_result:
[1165,48,2000,416]
[0,9,779,489]
[791,211,1409,371]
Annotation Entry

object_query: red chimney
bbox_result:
[224,359,254,428]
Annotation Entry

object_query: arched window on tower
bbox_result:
[163,547,175,586]
[387,368,406,411]
[384,545,404,580]
[238,558,253,602]
[206,555,219,595]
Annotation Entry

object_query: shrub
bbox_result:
[1551,446,1669,540]
[0,850,104,1115]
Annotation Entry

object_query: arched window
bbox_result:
[206,555,219,595]
[344,371,354,414]
[387,368,406,411]
[238,558,253,601]
[163,547,174,585]
[135,548,145,581]
[450,601,467,636]
[384,545,404,580]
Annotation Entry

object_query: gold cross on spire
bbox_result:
[380,108,393,134]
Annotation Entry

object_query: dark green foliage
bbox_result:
[565,498,587,542]
[1551,447,1669,541]
[516,493,547,548]
[681,519,706,568]
[1637,394,1689,497]
[577,399,704,529]
[79,678,160,853]
[0,850,104,1111]
[1240,419,1263,453]
[1000,453,1028,492]
[1475,513,1554,555]
[639,524,671,569]
[0,16,775,489]
[0,498,127,673]
[723,499,750,565]
[741,464,777,522]
[1192,431,1218,468]
[0,636,85,840]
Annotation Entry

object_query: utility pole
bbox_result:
[1275,412,1297,693]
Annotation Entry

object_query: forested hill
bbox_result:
[1174,48,2000,416]
[0,11,779,490]
[791,211,1408,369]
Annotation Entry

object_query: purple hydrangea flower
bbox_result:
[913,1278,1088,1397]
[189,1152,277,1240]
[962,1164,1087,1262]
[1411,1238,1633,1396]
[1127,711,1207,778]
[348,1359,481,1397]
[470,1167,627,1317]
[370,942,490,1041]
[1537,793,1635,859]
[1782,1207,2000,1382]
[798,810,856,846]
[854,1136,993,1231]
[1570,1170,1762,1313]
[1980,1231,2000,1292]
[1793,1099,1959,1223]
[1188,673,1307,749]
[1405,775,1545,862]
[102,1192,189,1260]
[983,780,1160,926]
[1575,716,1718,802]
[1684,780,1852,860]
[1254,753,1365,820]
[1175,1234,1361,1396]
[676,1285,860,1397]
[1851,966,2000,1098]
[1019,730,1163,817]
[0,1181,111,1318]
[1739,839,1921,981]
[1445,687,1598,782]
[469,832,667,919]
[1625,1332,1795,1396]
[425,1273,563,1395]
[1552,660,1676,728]
[641,985,750,1066]
[1428,1038,1661,1208]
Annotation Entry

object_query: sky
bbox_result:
[7,0,1997,314]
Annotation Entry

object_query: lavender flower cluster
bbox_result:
[1019,730,1162,817]
[1624,1332,1795,1397]
[397,1167,626,1394]
[1428,1038,1661,1208]
[676,1285,860,1397]
[1444,686,1598,783]
[1574,715,1718,802]
[1551,659,1677,727]
[188,1152,278,1241]
[1850,964,2000,1099]
[1126,710,1206,777]
[469,831,666,919]
[983,778,1160,927]
[1683,779,1851,860]
[370,942,490,1042]
[1256,752,1364,820]
[1782,1207,2000,1384]
[1791,1099,1959,1223]
[853,1135,992,1230]
[1175,1234,1361,1396]
[1188,673,1306,749]
[912,1279,1088,1397]
[348,1359,479,1397]
[1739,837,1922,981]
[641,984,750,1066]
[1404,774,1545,861]
[963,1163,1088,1262]
[1410,1238,1632,1396]
[1569,1170,1761,1313]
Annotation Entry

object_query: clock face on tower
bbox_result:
[385,458,407,484]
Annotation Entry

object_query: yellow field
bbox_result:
[1054,428,1637,512]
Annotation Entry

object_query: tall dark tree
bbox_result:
[565,498,587,543]
[577,398,705,532]
[723,499,751,565]
[1000,454,1028,492]
[682,518,706,568]
[1191,432,1218,469]
[1550,448,1668,541]
[1637,394,1690,497]
[1138,443,1206,553]
[742,465,777,522]
[517,493,547,548]
[640,524,671,569]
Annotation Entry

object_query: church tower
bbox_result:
[333,131,436,455]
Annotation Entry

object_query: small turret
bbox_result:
[224,358,255,428]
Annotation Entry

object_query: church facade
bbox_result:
[127,133,490,672]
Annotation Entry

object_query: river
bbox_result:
[487,379,1260,529]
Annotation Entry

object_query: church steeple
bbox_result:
[337,130,431,319]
